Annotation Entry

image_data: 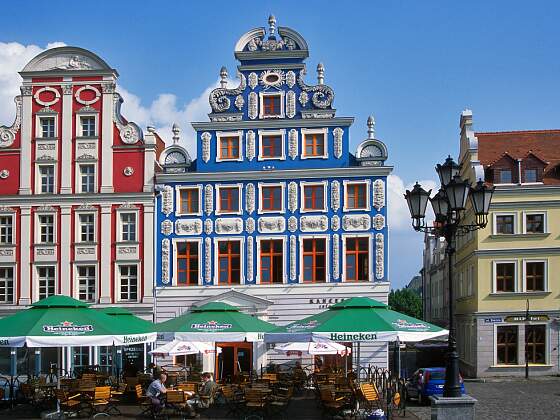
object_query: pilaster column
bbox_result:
[100,83,114,193]
[143,132,156,193]
[99,204,112,303]
[143,204,154,303]
[19,86,33,195]
[59,205,72,296]
[60,84,73,194]
[19,206,32,305]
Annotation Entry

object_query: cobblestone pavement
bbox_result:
[406,377,560,420]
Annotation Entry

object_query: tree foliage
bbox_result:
[388,288,423,320]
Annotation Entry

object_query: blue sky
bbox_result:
[2,1,559,288]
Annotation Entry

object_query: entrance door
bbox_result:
[216,342,252,381]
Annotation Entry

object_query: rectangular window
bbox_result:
[217,240,241,285]
[525,261,545,292]
[176,241,199,286]
[499,169,512,184]
[0,216,13,244]
[38,266,56,300]
[39,214,54,243]
[80,116,96,137]
[526,325,546,364]
[263,95,281,117]
[495,215,514,234]
[260,239,283,284]
[80,164,95,193]
[219,187,240,213]
[302,238,326,283]
[303,185,325,211]
[120,213,136,242]
[495,262,515,292]
[79,214,95,243]
[524,168,538,183]
[77,266,96,302]
[119,265,138,301]
[525,214,544,234]
[39,165,55,194]
[496,325,518,365]
[345,237,369,281]
[219,136,240,160]
[346,183,367,210]
[261,135,282,158]
[261,186,282,211]
[0,267,14,303]
[179,188,200,214]
[304,133,325,157]
[40,117,55,138]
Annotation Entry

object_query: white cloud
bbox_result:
[387,174,438,231]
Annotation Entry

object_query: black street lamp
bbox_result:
[404,155,495,398]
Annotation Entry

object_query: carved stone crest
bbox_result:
[204,185,214,215]
[248,72,258,89]
[333,127,343,159]
[246,183,255,214]
[235,95,244,110]
[215,218,243,234]
[342,215,371,231]
[286,71,296,88]
[286,91,296,118]
[299,91,309,107]
[288,129,298,160]
[331,181,340,211]
[258,216,285,233]
[201,132,211,163]
[288,182,298,212]
[204,219,213,235]
[175,219,203,235]
[162,185,173,216]
[331,215,340,231]
[373,214,385,231]
[288,216,298,232]
[246,217,255,234]
[373,179,385,210]
[161,219,173,236]
[300,215,328,232]
[248,92,258,120]
[246,131,255,161]
[0,96,22,148]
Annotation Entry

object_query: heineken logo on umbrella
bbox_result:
[392,319,429,331]
[287,320,319,332]
[191,320,232,331]
[43,321,93,335]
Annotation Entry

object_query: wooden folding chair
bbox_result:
[54,388,84,417]
[360,383,382,411]
[135,384,154,418]
[244,388,268,417]
[165,390,189,417]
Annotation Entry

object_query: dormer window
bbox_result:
[498,169,512,184]
[524,168,538,183]
[259,92,284,119]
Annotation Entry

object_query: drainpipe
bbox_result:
[517,159,522,184]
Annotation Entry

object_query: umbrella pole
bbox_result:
[357,342,361,384]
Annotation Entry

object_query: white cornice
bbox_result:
[156,166,393,183]
[192,117,354,131]
[0,192,154,205]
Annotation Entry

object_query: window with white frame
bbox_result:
[301,182,326,212]
[493,261,516,293]
[79,164,95,193]
[119,265,138,301]
[39,165,55,194]
[526,324,546,364]
[258,130,285,160]
[79,213,95,243]
[345,236,369,282]
[38,266,56,300]
[344,181,369,211]
[217,185,241,214]
[259,183,283,213]
[176,241,200,286]
[524,213,545,234]
[39,214,55,243]
[77,265,96,302]
[0,267,14,303]
[301,237,327,283]
[217,240,242,285]
[494,213,515,235]
[524,260,546,292]
[260,92,283,118]
[258,238,284,284]
[217,132,242,162]
[302,129,328,158]
[80,116,96,137]
[496,325,518,365]
[120,213,137,242]
[40,117,56,138]
[178,187,200,215]
[0,215,13,244]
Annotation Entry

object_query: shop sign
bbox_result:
[191,320,232,331]
[308,298,343,309]
[42,321,93,335]
[504,315,549,322]
[483,317,503,323]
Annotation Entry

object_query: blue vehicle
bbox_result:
[405,367,466,404]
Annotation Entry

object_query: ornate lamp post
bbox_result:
[404,156,494,397]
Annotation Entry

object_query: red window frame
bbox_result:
[219,187,240,213]
[259,239,283,284]
[302,238,326,283]
[346,183,367,209]
[303,185,325,210]
[217,240,241,285]
[261,186,282,211]
[263,95,281,116]
[180,188,199,214]
[177,241,199,286]
[345,237,369,282]
[261,135,282,158]
[219,136,240,159]
[304,133,325,157]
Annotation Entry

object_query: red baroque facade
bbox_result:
[0,47,162,315]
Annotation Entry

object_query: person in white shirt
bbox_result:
[146,372,167,413]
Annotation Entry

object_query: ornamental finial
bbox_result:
[367,115,375,139]
[172,123,180,144]
[268,15,277,38]
[219,66,228,88]
[317,62,325,85]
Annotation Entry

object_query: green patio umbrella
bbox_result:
[98,307,155,331]
[157,302,276,342]
[0,295,157,347]
[264,296,448,344]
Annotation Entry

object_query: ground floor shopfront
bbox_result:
[457,310,560,378]
[154,282,390,378]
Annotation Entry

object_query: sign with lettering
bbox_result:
[483,317,503,323]
[42,321,93,335]
[504,315,549,323]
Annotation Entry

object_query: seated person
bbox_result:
[146,372,167,413]
[187,372,216,409]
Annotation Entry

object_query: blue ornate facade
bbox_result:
[155,17,392,291]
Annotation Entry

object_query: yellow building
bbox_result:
[454,110,560,377]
